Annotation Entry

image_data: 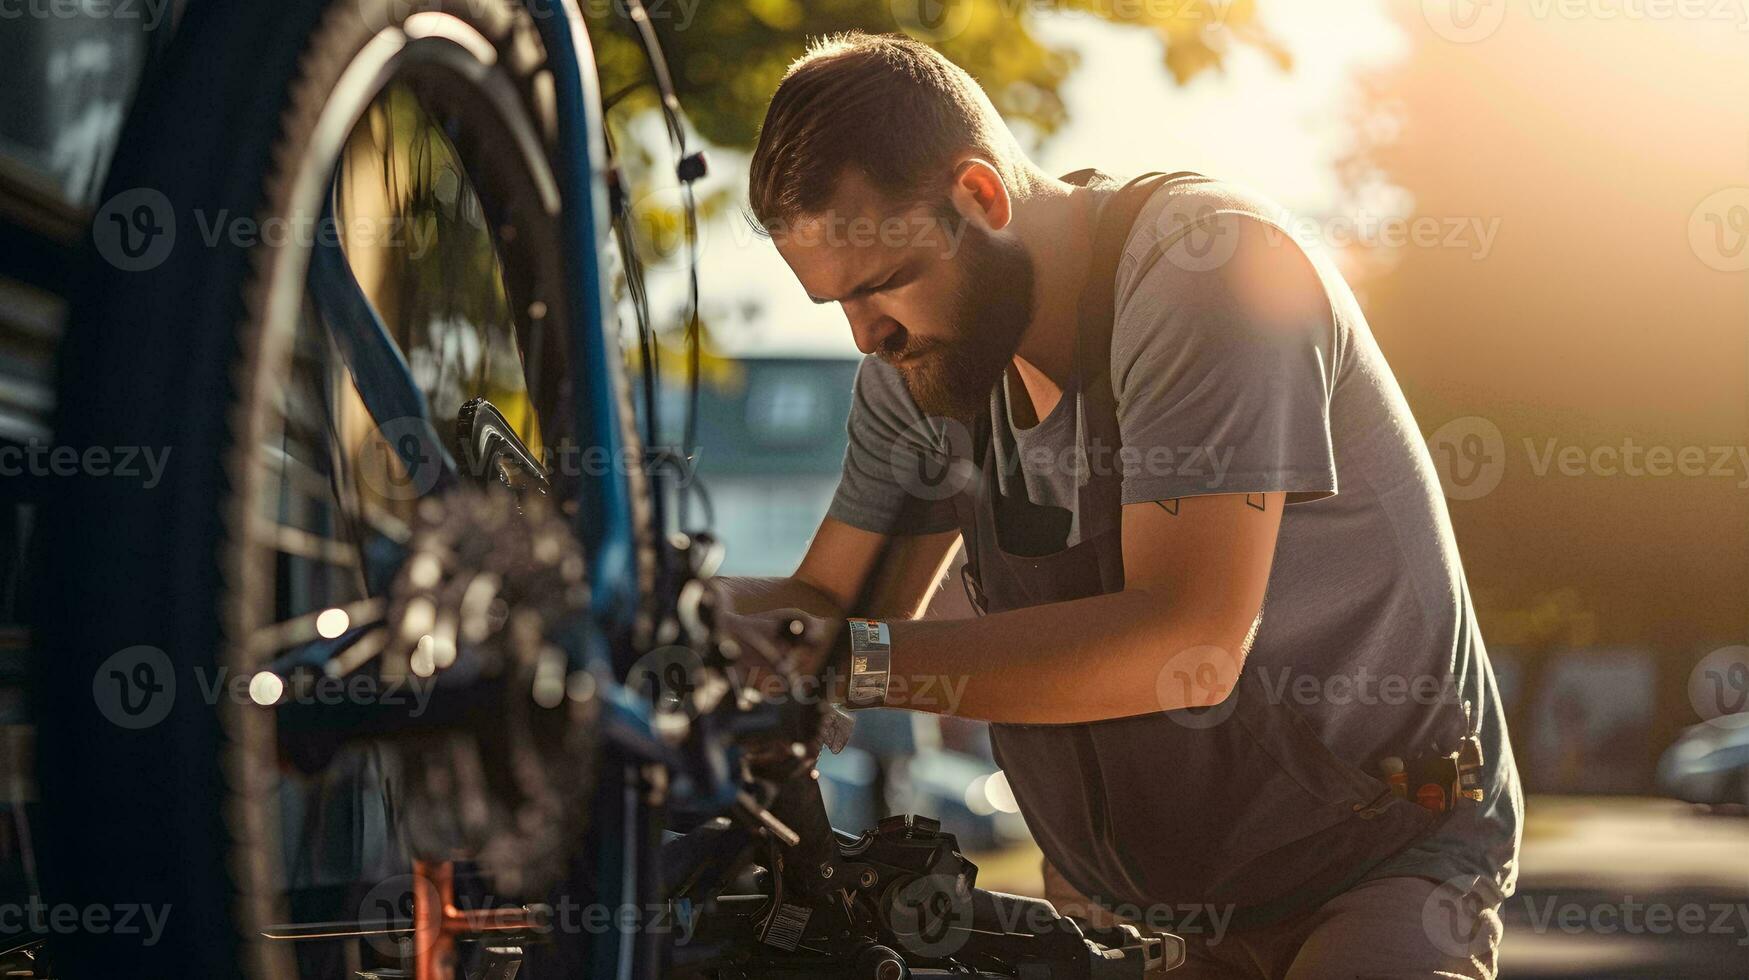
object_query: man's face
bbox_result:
[773,172,1034,422]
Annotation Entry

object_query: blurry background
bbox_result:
[1,0,1746,975]
[605,2,1749,976]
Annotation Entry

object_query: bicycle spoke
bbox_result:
[256,444,413,545]
[321,625,393,679]
[257,442,334,503]
[260,920,411,942]
[258,520,363,568]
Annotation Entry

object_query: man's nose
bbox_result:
[847,307,901,356]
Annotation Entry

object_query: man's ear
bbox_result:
[948,158,1012,232]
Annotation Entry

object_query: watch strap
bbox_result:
[844,618,891,709]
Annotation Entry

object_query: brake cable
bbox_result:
[601,118,662,452]
[616,0,708,529]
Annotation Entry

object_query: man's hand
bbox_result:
[713,606,837,704]
[710,607,839,774]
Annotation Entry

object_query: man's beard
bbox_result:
[879,222,1035,424]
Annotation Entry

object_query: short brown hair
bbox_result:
[748,32,1023,230]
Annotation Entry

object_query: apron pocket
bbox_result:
[1005,666,1438,914]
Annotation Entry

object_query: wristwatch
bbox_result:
[842,618,891,709]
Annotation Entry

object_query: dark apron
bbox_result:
[950,171,1442,928]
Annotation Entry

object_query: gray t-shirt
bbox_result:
[826,175,1521,898]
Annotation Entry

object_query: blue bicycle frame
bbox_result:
[532,0,643,635]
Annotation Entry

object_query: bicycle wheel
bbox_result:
[37,0,649,976]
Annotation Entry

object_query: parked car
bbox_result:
[1658,713,1749,808]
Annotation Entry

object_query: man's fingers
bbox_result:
[714,609,839,705]
[716,612,781,665]
[716,613,795,699]
[785,613,835,650]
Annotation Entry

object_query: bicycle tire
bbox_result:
[37,0,653,976]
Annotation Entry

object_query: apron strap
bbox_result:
[1071,170,1202,389]
[957,170,1203,609]
[1070,171,1201,520]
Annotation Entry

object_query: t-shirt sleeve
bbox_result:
[1111,210,1340,505]
[825,356,964,535]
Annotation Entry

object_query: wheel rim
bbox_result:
[223,15,577,973]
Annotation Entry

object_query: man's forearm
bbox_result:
[714,576,845,618]
[881,587,1253,725]
[717,523,959,623]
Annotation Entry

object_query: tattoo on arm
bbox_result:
[1154,495,1268,515]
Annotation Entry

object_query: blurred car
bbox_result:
[1658,713,1749,808]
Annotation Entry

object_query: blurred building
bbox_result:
[676,355,859,575]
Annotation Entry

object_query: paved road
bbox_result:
[965,795,1749,978]
[1498,796,1749,978]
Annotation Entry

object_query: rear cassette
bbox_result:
[383,489,598,899]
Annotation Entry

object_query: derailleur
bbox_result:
[674,804,1182,979]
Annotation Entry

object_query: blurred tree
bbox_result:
[1344,9,1749,788]
[585,0,1288,382]
[585,0,1287,152]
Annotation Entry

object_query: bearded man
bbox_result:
[715,31,1520,980]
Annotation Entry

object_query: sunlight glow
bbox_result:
[315,607,351,639]
[248,672,284,706]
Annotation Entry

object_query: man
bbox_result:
[718,31,1521,979]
